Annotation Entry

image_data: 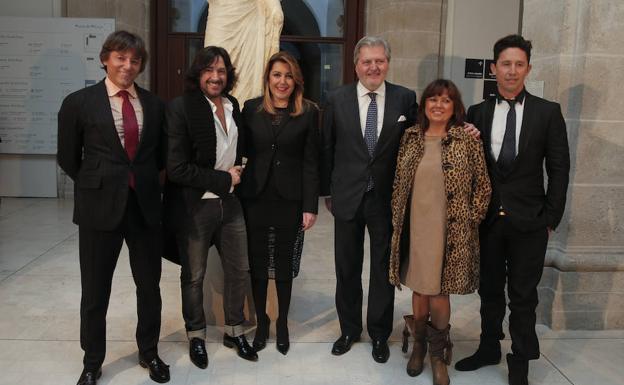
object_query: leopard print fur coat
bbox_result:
[389,125,491,294]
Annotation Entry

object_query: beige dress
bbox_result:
[400,136,447,295]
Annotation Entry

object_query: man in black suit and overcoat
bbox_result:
[57,31,169,385]
[164,46,257,368]
[320,36,417,363]
[454,35,570,385]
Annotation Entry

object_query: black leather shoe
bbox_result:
[276,318,289,355]
[189,337,208,369]
[139,355,170,383]
[455,345,501,371]
[331,335,360,355]
[77,368,101,385]
[223,333,258,361]
[371,339,390,363]
[506,353,529,385]
[253,315,270,351]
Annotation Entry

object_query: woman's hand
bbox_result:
[302,212,317,230]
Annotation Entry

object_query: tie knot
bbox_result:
[368,92,377,101]
[117,90,130,100]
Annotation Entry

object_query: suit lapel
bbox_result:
[344,84,369,154]
[481,97,497,163]
[376,82,397,157]
[94,81,129,161]
[136,86,151,156]
[259,111,275,141]
[517,92,535,157]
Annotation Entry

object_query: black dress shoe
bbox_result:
[77,368,101,385]
[455,345,501,371]
[506,353,529,385]
[253,314,270,351]
[276,318,289,355]
[223,333,258,361]
[331,335,360,355]
[139,355,170,383]
[372,339,390,363]
[189,337,208,369]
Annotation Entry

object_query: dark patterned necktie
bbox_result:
[497,99,516,172]
[364,92,378,191]
[118,90,139,188]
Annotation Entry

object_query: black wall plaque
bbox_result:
[483,80,498,100]
[465,58,484,78]
[485,59,496,80]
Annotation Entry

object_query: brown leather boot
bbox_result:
[403,315,427,377]
[427,322,453,385]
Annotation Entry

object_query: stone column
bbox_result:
[366,0,446,96]
[524,0,624,329]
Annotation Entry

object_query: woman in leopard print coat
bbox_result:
[389,79,491,385]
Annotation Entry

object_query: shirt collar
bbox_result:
[105,77,138,98]
[205,95,233,112]
[357,81,386,98]
[496,87,526,105]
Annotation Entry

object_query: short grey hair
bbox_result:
[353,36,391,65]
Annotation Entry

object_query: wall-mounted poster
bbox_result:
[0,17,114,154]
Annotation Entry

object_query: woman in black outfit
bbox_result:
[240,51,320,355]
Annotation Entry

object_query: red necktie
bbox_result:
[118,90,139,188]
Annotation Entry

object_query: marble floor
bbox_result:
[0,197,622,385]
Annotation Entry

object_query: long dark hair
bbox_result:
[417,79,465,132]
[185,46,237,93]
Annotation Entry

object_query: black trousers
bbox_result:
[334,190,395,341]
[78,190,162,371]
[478,216,549,361]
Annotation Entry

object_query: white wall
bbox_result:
[0,0,63,197]
[442,0,521,107]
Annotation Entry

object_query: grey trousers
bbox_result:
[179,194,250,338]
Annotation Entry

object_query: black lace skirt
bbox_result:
[243,195,304,280]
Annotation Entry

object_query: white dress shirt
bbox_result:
[202,96,238,199]
[357,81,386,138]
[491,97,525,160]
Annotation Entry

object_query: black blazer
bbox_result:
[239,97,320,214]
[320,81,417,221]
[164,90,244,227]
[467,92,570,232]
[57,80,165,231]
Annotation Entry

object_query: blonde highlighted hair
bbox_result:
[261,51,308,117]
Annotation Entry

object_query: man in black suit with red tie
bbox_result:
[320,36,417,363]
[57,31,169,385]
[454,35,570,385]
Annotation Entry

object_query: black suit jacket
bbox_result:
[239,97,320,214]
[467,92,570,232]
[164,90,244,230]
[320,81,417,221]
[57,80,165,231]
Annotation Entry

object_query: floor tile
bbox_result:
[0,198,622,384]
